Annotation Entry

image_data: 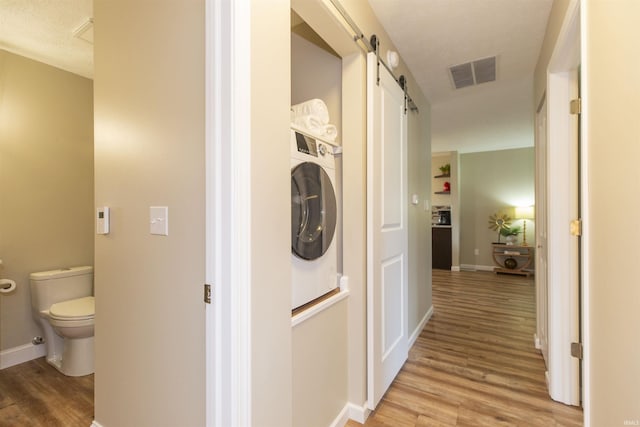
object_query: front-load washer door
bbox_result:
[291,162,337,260]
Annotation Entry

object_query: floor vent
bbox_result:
[449,56,496,89]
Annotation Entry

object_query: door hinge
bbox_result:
[204,283,212,304]
[571,342,583,359]
[570,98,582,115]
[570,219,582,236]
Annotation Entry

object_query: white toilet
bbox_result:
[29,266,95,377]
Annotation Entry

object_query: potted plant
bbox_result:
[500,225,521,245]
[438,163,450,176]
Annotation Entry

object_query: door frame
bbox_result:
[545,0,584,407]
[205,0,252,425]
[534,95,548,365]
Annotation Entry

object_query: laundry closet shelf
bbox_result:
[291,289,350,328]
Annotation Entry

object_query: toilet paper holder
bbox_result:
[0,278,16,294]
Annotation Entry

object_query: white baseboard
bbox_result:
[409,305,434,348]
[450,265,460,272]
[330,403,351,427]
[0,342,46,370]
[331,401,371,427]
[349,401,371,425]
[460,264,494,272]
[90,422,104,427]
[534,333,541,350]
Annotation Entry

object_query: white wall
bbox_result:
[0,50,93,359]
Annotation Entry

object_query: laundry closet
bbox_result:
[290,10,350,427]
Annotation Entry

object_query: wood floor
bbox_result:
[347,270,583,427]
[0,357,93,426]
[0,270,583,426]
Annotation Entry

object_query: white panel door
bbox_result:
[366,52,408,410]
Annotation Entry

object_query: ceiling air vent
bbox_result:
[449,56,496,89]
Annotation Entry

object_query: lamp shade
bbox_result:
[515,205,534,219]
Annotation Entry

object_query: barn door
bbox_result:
[366,52,409,409]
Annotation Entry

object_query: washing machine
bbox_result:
[290,127,338,310]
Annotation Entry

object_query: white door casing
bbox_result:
[366,52,409,410]
[206,0,252,425]
[535,97,549,365]
[546,0,581,406]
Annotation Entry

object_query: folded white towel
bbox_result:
[292,115,326,132]
[322,124,338,142]
[292,115,338,142]
[291,99,330,125]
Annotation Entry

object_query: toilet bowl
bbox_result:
[30,267,95,377]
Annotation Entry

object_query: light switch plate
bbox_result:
[150,206,168,235]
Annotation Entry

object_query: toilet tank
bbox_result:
[30,266,94,313]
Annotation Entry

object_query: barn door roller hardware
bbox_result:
[326,0,419,113]
[369,34,418,112]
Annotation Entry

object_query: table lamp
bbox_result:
[515,206,534,246]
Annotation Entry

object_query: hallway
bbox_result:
[349,270,583,426]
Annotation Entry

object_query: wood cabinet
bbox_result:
[432,227,452,270]
[491,244,534,276]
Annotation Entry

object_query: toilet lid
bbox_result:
[50,296,95,319]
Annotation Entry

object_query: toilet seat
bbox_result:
[49,296,94,321]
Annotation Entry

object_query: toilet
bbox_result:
[29,266,95,377]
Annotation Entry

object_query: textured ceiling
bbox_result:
[368,0,553,153]
[0,0,93,78]
[0,0,552,153]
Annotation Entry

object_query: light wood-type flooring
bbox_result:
[348,269,583,427]
[0,271,583,426]
[0,357,93,426]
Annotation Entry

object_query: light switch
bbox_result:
[150,206,168,235]
[411,194,419,205]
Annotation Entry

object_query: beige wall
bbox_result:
[459,148,535,268]
[93,1,205,425]
[249,1,294,426]
[0,50,94,353]
[583,1,640,424]
[292,301,348,427]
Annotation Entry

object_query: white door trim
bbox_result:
[206,0,252,426]
[545,0,581,407]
